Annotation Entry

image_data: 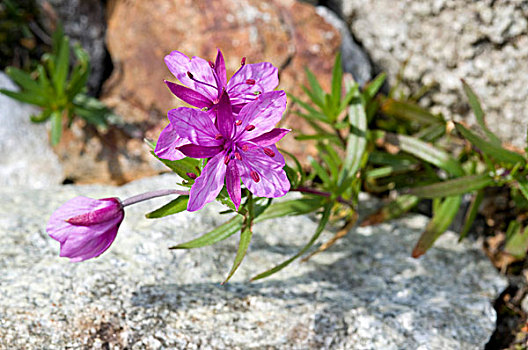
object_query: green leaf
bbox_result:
[145,196,189,218]
[0,88,48,107]
[407,174,494,198]
[455,123,526,166]
[504,222,528,259]
[339,91,367,185]
[289,94,330,123]
[251,201,333,281]
[30,108,52,123]
[52,35,70,97]
[301,85,325,110]
[305,67,325,105]
[170,215,244,249]
[255,197,325,222]
[381,98,444,125]
[412,195,462,258]
[517,177,528,202]
[363,72,386,102]
[459,189,484,241]
[51,23,64,54]
[310,158,332,187]
[461,79,501,145]
[153,154,201,181]
[339,83,359,113]
[50,110,62,145]
[223,225,253,284]
[383,132,464,177]
[223,195,255,284]
[331,52,343,108]
[5,66,40,92]
[66,45,90,99]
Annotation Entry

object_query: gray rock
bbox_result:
[341,0,528,148]
[0,174,506,349]
[316,6,373,86]
[38,0,108,95]
[0,72,63,188]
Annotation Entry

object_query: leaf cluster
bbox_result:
[0,25,115,145]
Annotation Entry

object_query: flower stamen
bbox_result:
[250,170,260,183]
[263,147,275,157]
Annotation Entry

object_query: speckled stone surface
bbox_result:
[0,174,506,349]
[0,72,63,188]
[342,0,528,148]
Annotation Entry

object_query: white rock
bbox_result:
[0,174,506,349]
[0,72,63,188]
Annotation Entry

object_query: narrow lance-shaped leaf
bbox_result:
[412,195,462,258]
[146,196,189,219]
[5,66,41,92]
[461,79,501,145]
[383,132,464,177]
[338,88,367,188]
[170,215,244,249]
[53,36,70,97]
[381,98,445,125]
[455,123,526,166]
[251,201,333,281]
[255,197,325,222]
[304,67,325,108]
[407,174,494,198]
[504,223,528,259]
[459,189,484,241]
[331,52,343,112]
[223,195,255,284]
[50,110,62,146]
[517,177,528,203]
[0,88,48,107]
[363,72,386,102]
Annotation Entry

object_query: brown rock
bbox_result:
[55,0,340,184]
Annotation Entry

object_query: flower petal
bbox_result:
[216,90,234,138]
[164,80,212,109]
[168,108,223,147]
[188,152,227,211]
[235,90,287,141]
[60,225,120,262]
[248,128,290,147]
[227,62,279,106]
[215,49,227,89]
[178,144,223,158]
[154,122,187,161]
[226,161,241,210]
[239,146,289,198]
[164,50,218,100]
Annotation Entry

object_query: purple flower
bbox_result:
[156,50,279,161]
[160,90,291,211]
[47,197,124,262]
[164,49,278,112]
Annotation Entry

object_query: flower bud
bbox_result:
[47,197,124,262]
